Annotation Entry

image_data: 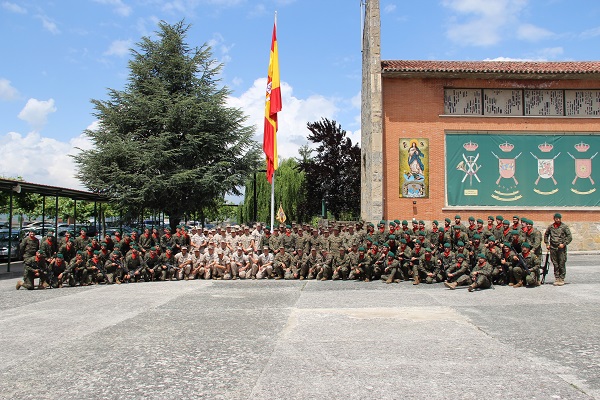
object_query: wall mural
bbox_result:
[399,138,429,198]
[446,133,599,206]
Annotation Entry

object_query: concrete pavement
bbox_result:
[0,255,599,399]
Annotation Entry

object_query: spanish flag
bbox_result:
[263,19,281,184]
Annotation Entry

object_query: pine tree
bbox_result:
[74,20,259,228]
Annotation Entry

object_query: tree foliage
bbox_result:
[298,118,361,220]
[240,158,306,224]
[73,20,260,229]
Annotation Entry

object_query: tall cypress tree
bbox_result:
[74,20,259,228]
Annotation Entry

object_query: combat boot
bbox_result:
[513,281,523,288]
[468,284,475,292]
[444,281,457,290]
[16,280,23,290]
[556,278,565,286]
[385,275,394,284]
[413,276,420,285]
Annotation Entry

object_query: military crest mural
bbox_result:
[399,138,429,198]
[446,133,600,206]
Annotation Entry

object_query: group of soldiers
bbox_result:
[15,213,573,292]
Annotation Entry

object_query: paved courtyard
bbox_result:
[0,255,599,399]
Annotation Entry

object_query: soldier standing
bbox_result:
[544,213,572,286]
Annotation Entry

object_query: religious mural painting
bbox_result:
[446,133,599,206]
[399,138,429,198]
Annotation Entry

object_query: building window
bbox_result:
[444,88,600,117]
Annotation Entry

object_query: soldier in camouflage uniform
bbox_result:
[331,247,352,280]
[544,213,572,286]
[443,254,470,288]
[19,230,40,263]
[381,251,401,284]
[289,247,306,279]
[512,242,540,287]
[414,247,442,285]
[349,246,371,281]
[273,246,292,280]
[304,247,323,280]
[447,253,493,292]
[16,250,48,290]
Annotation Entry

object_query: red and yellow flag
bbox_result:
[263,19,281,184]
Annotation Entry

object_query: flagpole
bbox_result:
[270,172,275,230]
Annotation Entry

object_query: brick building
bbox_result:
[361,0,600,250]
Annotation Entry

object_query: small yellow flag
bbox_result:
[276,204,286,224]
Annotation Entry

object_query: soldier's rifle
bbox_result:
[540,252,550,284]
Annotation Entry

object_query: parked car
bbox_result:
[0,228,21,260]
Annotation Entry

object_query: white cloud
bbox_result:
[2,1,26,13]
[384,4,397,13]
[104,39,132,57]
[17,98,57,131]
[0,78,19,100]
[443,0,528,46]
[484,46,563,62]
[580,26,600,39]
[36,14,60,34]
[0,131,90,190]
[94,0,132,17]
[227,78,346,160]
[517,23,553,42]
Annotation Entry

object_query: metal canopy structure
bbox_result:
[0,178,107,202]
[0,178,108,273]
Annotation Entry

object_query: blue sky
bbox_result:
[1,0,600,191]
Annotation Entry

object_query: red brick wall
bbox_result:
[381,76,600,224]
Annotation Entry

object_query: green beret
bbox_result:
[100,242,107,247]
[468,216,475,221]
[432,220,439,226]
[418,230,426,236]
[477,218,483,223]
[387,251,395,258]
[488,215,494,220]
[56,253,64,259]
[488,235,496,241]
[150,246,156,251]
[394,219,401,224]
[389,222,396,227]
[372,241,379,246]
[443,243,451,248]
[503,220,510,225]
[80,227,87,232]
[522,242,531,248]
[496,215,504,221]
[425,247,432,252]
[454,225,461,229]
[554,213,562,219]
[456,253,465,259]
[402,220,408,225]
[455,214,461,219]
[503,241,511,247]
[510,230,519,235]
[368,223,374,228]
[445,218,451,223]
[77,251,84,255]
[358,246,366,252]
[113,250,121,256]
[477,253,486,259]
[457,241,464,246]
[382,243,390,248]
[388,234,396,240]
[513,215,519,220]
[286,224,291,228]
[379,220,386,225]
[473,234,481,240]
[93,250,100,255]
[399,239,407,244]
[419,220,424,224]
